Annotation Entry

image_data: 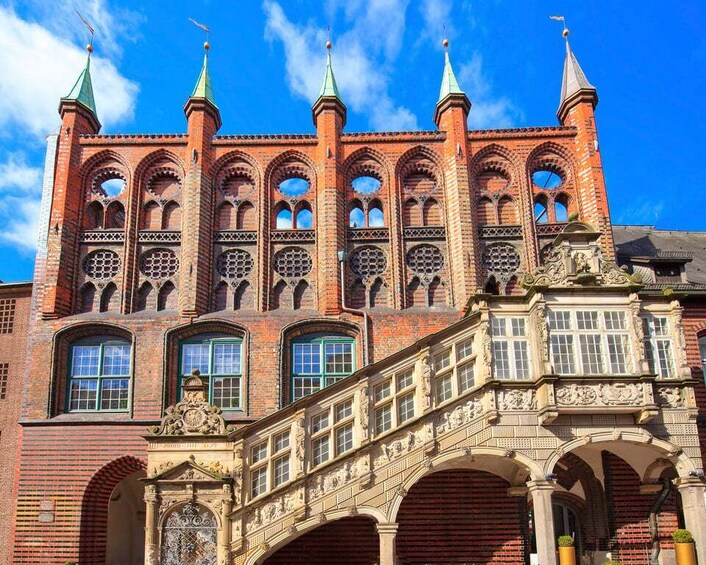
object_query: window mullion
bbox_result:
[96,342,105,410]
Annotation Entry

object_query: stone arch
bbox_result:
[163,319,248,406]
[85,200,104,229]
[214,281,229,311]
[403,198,421,226]
[342,146,393,187]
[210,149,263,187]
[100,282,119,313]
[133,149,186,187]
[543,431,699,478]
[396,145,445,182]
[245,507,387,565]
[387,447,543,522]
[293,201,313,229]
[497,195,518,224]
[157,499,222,530]
[162,201,181,230]
[477,196,496,225]
[218,201,237,230]
[368,198,385,227]
[78,456,147,565]
[142,201,162,230]
[234,280,255,310]
[136,281,154,311]
[274,201,293,229]
[470,144,521,195]
[79,149,132,184]
[105,200,125,229]
[526,141,578,194]
[292,279,314,310]
[422,197,442,225]
[265,150,317,193]
[348,198,365,228]
[237,201,257,230]
[157,281,177,311]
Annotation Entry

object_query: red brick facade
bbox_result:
[4,41,706,565]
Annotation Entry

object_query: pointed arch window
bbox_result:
[67,338,131,412]
[180,335,243,410]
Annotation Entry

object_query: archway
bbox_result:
[78,456,147,564]
[396,469,529,564]
[263,516,379,565]
[106,470,146,565]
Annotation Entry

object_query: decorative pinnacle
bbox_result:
[442,37,449,50]
[86,43,93,54]
[326,39,332,50]
[204,41,210,51]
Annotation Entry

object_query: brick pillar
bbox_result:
[559,98,615,258]
[41,102,100,318]
[313,97,346,314]
[180,97,221,318]
[377,522,399,565]
[528,479,558,565]
[435,95,479,307]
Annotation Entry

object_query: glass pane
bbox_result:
[312,436,329,466]
[335,423,354,455]
[102,345,131,376]
[71,345,100,376]
[511,319,526,337]
[606,334,629,374]
[491,317,506,336]
[548,311,571,331]
[375,404,392,434]
[493,341,510,379]
[604,311,626,330]
[312,412,329,433]
[576,311,599,330]
[252,443,268,463]
[335,400,353,422]
[551,335,575,374]
[292,377,321,401]
[251,467,267,497]
[212,376,241,409]
[513,342,530,379]
[273,456,290,486]
[274,431,290,452]
[293,343,321,374]
[435,375,453,403]
[69,378,98,410]
[374,380,391,403]
[434,349,451,371]
[579,334,603,373]
[324,342,353,374]
[398,392,415,423]
[396,369,414,390]
[456,338,473,360]
[100,378,129,410]
[213,342,241,374]
[182,344,210,375]
[458,362,475,392]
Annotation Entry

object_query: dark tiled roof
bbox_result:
[613,225,706,285]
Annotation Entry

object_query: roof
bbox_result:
[559,41,596,107]
[438,51,464,102]
[63,56,98,117]
[191,53,216,106]
[317,50,341,101]
[613,225,706,286]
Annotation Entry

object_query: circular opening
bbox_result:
[532,170,562,189]
[351,176,381,194]
[278,177,310,197]
[101,178,125,198]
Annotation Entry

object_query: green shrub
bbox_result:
[557,535,574,547]
[673,529,693,543]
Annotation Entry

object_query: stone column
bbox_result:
[218,484,234,565]
[675,477,706,562]
[377,523,399,565]
[144,485,160,565]
[527,480,557,565]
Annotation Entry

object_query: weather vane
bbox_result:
[189,18,211,50]
[550,15,570,39]
[75,9,95,54]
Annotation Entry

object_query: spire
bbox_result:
[312,39,346,127]
[191,45,216,106]
[557,27,597,121]
[317,40,342,101]
[438,39,464,102]
[62,45,98,118]
[434,38,470,127]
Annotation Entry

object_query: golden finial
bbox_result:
[75,10,95,56]
[442,37,449,50]
[550,15,569,40]
[326,40,332,50]
[204,41,210,51]
[189,18,211,49]
[86,43,93,54]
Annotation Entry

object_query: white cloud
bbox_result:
[0,197,41,253]
[263,0,418,131]
[457,53,523,129]
[0,153,42,192]
[419,0,453,47]
[0,7,139,140]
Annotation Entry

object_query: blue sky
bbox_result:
[0,0,704,282]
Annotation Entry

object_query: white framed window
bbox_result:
[491,317,531,380]
[310,397,355,468]
[643,316,675,378]
[249,427,293,499]
[373,366,417,436]
[548,310,632,376]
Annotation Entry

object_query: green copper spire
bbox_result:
[191,47,216,106]
[438,40,465,102]
[63,48,98,117]
[317,41,342,100]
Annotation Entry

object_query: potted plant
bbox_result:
[673,529,696,565]
[557,535,576,565]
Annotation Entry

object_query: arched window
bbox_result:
[290,334,355,402]
[403,199,421,226]
[349,199,364,228]
[295,203,313,229]
[105,201,125,229]
[368,201,385,227]
[275,205,293,229]
[79,282,97,313]
[86,201,104,229]
[498,196,517,224]
[100,283,119,313]
[477,197,495,226]
[180,335,243,410]
[555,194,570,223]
[158,281,177,311]
[142,201,161,230]
[67,337,131,412]
[423,198,442,226]
[218,202,237,230]
[534,200,548,224]
[237,201,256,230]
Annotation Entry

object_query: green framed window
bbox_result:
[67,338,131,411]
[290,335,355,402]
[180,335,243,410]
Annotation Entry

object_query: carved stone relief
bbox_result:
[555,383,642,406]
[436,397,484,435]
[497,389,537,411]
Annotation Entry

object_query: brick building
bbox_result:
[4,30,706,565]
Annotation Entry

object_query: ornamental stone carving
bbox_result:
[374,429,423,467]
[293,413,305,475]
[521,222,641,290]
[148,372,231,436]
[358,385,370,438]
[533,303,549,362]
[246,487,304,532]
[436,397,484,434]
[656,387,685,408]
[308,458,364,500]
[497,389,537,411]
[555,383,642,406]
[418,356,433,411]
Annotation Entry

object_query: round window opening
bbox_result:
[278,177,310,197]
[532,170,562,190]
[351,176,381,194]
[100,178,126,198]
